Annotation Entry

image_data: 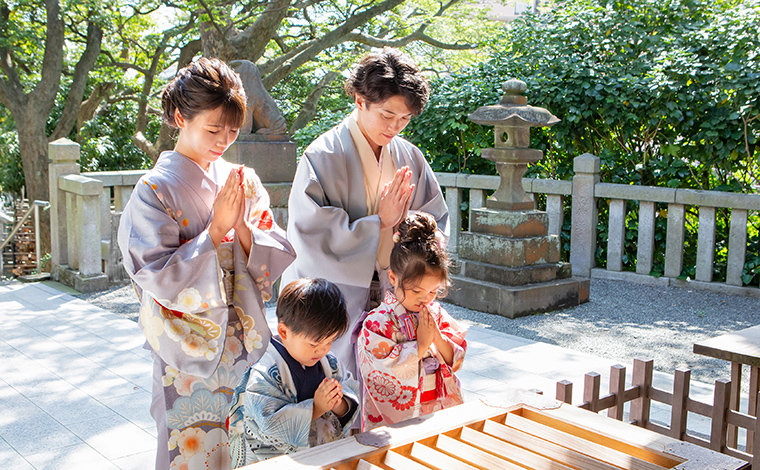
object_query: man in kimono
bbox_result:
[282,47,449,376]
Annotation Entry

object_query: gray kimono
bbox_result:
[282,117,449,376]
[118,151,295,470]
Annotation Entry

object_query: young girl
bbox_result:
[356,212,466,431]
[118,58,295,470]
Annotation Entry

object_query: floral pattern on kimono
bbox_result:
[357,291,466,431]
[227,344,359,467]
[118,151,295,470]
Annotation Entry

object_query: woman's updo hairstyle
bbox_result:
[389,212,450,296]
[161,57,246,129]
[344,47,429,116]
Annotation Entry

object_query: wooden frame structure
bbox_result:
[555,358,760,466]
[244,396,747,469]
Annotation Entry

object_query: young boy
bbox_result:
[228,278,360,466]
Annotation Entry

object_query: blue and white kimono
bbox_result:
[227,338,360,466]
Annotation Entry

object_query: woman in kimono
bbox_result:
[118,57,295,470]
[282,47,449,376]
[357,212,467,431]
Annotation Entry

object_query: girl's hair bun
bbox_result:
[397,212,438,246]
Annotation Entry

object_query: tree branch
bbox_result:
[261,0,407,89]
[343,31,476,50]
[50,17,104,141]
[229,0,293,62]
[29,0,65,112]
[75,81,116,141]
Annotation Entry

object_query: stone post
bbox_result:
[58,174,108,292]
[48,138,80,271]
[569,153,600,277]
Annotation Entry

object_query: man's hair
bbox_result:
[161,57,246,129]
[344,47,429,116]
[277,278,349,342]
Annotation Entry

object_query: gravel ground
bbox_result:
[76,278,760,388]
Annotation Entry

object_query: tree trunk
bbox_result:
[16,111,52,259]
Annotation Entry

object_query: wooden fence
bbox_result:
[555,359,759,466]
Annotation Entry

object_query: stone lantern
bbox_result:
[469,79,559,211]
[445,79,589,318]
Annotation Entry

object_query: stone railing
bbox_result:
[49,137,760,296]
[437,153,760,298]
[48,138,290,292]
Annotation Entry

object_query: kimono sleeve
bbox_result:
[326,354,360,432]
[119,178,232,377]
[244,362,314,451]
[433,303,467,372]
[286,154,379,289]
[119,178,221,303]
[358,310,420,396]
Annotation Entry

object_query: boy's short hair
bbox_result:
[277,278,349,342]
[344,47,429,116]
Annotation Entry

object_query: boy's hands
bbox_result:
[313,378,349,420]
[209,168,245,247]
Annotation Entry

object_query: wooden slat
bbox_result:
[749,365,759,453]
[608,364,626,421]
[482,419,620,470]
[409,442,478,470]
[556,379,573,404]
[459,426,575,470]
[728,363,742,447]
[711,379,731,452]
[384,450,431,470]
[435,434,526,470]
[584,372,601,412]
[504,413,669,470]
[671,369,690,440]
[357,460,386,470]
[649,386,672,406]
[516,407,684,468]
[631,359,653,426]
[686,397,712,417]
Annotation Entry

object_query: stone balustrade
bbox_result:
[48,138,760,297]
[437,153,760,298]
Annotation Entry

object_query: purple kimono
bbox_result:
[118,151,295,470]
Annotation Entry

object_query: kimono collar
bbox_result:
[155,151,225,201]
[383,290,419,340]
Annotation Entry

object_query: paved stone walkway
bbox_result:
[0,279,740,469]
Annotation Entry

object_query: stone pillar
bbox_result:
[226,136,297,184]
[664,203,686,279]
[569,153,600,277]
[636,201,657,275]
[58,174,108,292]
[48,138,81,271]
[445,186,462,253]
[695,206,717,282]
[727,209,748,286]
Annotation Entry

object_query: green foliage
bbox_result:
[408,0,760,186]
[406,0,760,284]
[0,130,25,197]
[78,99,157,172]
[292,109,347,157]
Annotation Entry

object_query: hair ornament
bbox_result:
[435,231,446,250]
